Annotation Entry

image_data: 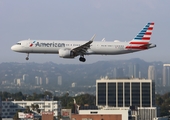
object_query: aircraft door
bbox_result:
[26,39,33,52]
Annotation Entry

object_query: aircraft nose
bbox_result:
[11,45,17,51]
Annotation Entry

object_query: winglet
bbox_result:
[90,34,96,41]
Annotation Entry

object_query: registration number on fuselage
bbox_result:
[101,45,124,49]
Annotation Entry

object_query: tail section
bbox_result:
[126,22,154,49]
[130,22,154,44]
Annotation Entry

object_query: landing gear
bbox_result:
[79,56,86,62]
[26,53,29,60]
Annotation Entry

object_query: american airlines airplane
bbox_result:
[11,22,156,62]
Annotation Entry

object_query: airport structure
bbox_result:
[96,78,157,120]
[1,100,61,119]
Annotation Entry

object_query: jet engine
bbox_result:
[59,49,75,58]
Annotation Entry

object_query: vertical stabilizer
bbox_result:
[129,22,154,45]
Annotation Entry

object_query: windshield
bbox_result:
[16,43,21,45]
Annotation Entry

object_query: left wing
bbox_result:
[72,34,95,55]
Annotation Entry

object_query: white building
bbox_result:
[163,64,170,86]
[148,65,156,80]
[1,101,61,119]
[46,77,49,85]
[71,82,76,87]
[58,76,62,86]
[23,74,29,82]
[39,77,43,85]
[16,79,21,86]
[35,76,40,85]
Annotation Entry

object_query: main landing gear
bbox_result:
[79,55,86,62]
[26,53,29,60]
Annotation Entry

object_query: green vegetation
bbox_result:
[156,93,170,116]
[0,91,95,110]
[1,91,170,117]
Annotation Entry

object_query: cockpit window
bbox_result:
[16,43,21,45]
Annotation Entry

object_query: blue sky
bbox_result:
[0,0,170,64]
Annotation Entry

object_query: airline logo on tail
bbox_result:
[126,22,154,49]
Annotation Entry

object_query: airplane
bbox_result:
[11,22,156,62]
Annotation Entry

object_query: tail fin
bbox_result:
[129,22,154,45]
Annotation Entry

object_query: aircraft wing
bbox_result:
[72,35,95,55]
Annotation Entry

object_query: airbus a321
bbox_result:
[11,22,156,62]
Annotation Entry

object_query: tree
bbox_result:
[24,106,31,113]
[156,92,170,116]
[31,104,35,111]
[35,104,41,113]
[31,104,41,113]
[13,110,21,120]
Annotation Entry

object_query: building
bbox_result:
[23,74,29,83]
[71,82,76,88]
[163,64,170,86]
[46,77,49,85]
[113,67,125,79]
[128,63,140,78]
[61,109,71,120]
[16,79,21,86]
[148,65,156,80]
[58,76,62,86]
[39,77,43,85]
[42,111,54,120]
[35,76,40,85]
[96,78,157,120]
[72,109,130,120]
[1,101,61,119]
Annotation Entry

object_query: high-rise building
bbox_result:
[58,76,62,86]
[46,77,49,85]
[148,66,156,80]
[35,76,40,85]
[39,77,43,85]
[128,63,140,78]
[17,79,21,86]
[96,78,157,120]
[23,74,29,83]
[113,67,124,78]
[163,64,170,86]
[96,78,155,107]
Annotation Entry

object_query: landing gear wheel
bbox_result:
[26,57,29,60]
[79,57,86,62]
[26,53,29,60]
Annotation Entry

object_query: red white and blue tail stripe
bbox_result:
[126,22,154,49]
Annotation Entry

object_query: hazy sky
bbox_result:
[0,0,170,64]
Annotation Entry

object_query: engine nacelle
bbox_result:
[59,49,75,58]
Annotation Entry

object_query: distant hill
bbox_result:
[0,58,164,87]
